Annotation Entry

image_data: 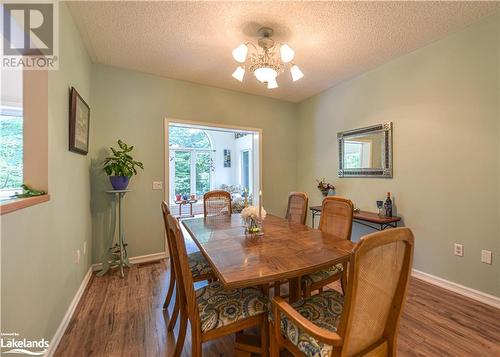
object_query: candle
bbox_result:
[259,190,262,219]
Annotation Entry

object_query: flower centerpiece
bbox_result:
[316,178,335,197]
[241,205,266,234]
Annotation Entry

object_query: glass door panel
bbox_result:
[241,150,250,190]
[195,152,211,197]
[173,151,191,196]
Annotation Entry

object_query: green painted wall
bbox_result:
[1,3,93,344]
[90,64,298,262]
[2,5,499,350]
[296,13,500,297]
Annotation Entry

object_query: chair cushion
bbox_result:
[276,290,344,357]
[188,251,213,278]
[301,263,344,287]
[196,281,268,333]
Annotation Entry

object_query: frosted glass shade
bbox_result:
[280,44,295,63]
[254,67,277,83]
[267,77,278,89]
[232,66,245,82]
[290,64,304,81]
[232,44,248,63]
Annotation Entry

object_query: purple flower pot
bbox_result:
[109,176,130,190]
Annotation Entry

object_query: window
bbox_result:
[0,69,49,214]
[1,69,23,200]
[241,150,250,190]
[0,107,23,198]
[169,126,214,201]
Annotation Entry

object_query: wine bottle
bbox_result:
[384,192,393,217]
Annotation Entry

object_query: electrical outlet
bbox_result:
[83,241,87,255]
[454,243,464,257]
[481,250,492,264]
[152,181,163,190]
[76,249,81,264]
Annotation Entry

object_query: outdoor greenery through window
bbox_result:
[0,107,23,198]
[169,126,213,200]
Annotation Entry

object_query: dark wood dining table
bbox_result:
[182,213,355,303]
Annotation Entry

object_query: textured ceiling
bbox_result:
[67,1,499,102]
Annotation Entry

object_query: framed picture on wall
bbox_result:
[69,87,90,155]
[223,149,231,167]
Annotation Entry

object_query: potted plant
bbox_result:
[316,178,335,197]
[103,140,144,190]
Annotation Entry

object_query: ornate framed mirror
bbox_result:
[338,122,393,178]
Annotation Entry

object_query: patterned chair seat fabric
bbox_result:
[273,290,344,357]
[188,251,213,278]
[196,281,269,333]
[301,263,344,287]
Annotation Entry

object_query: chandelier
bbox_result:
[231,27,304,89]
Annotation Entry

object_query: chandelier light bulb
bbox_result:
[232,44,248,63]
[232,66,245,82]
[267,77,278,89]
[290,64,304,81]
[280,44,295,63]
[254,67,277,83]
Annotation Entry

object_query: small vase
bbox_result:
[109,176,130,190]
[321,189,329,197]
[245,218,262,234]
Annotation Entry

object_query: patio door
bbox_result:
[169,149,213,202]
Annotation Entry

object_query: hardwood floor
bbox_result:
[54,260,500,357]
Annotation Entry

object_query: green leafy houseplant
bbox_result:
[103,140,144,190]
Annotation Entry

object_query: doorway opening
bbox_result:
[166,120,261,217]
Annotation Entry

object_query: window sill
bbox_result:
[0,194,50,215]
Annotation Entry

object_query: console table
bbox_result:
[97,190,132,278]
[310,205,401,231]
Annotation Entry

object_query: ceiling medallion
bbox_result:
[231,27,304,89]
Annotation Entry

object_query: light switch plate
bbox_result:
[454,243,463,257]
[481,250,492,264]
[152,181,163,190]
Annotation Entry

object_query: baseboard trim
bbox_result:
[46,266,93,357]
[129,252,167,264]
[412,269,500,309]
[92,251,167,270]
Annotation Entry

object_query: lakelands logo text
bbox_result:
[1,332,49,355]
[1,0,59,69]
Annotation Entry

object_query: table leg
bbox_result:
[190,202,193,216]
[288,277,301,303]
[311,212,315,228]
[179,203,182,217]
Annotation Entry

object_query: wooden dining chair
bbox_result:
[301,196,354,297]
[161,202,213,332]
[166,213,269,357]
[203,190,232,217]
[273,192,310,297]
[270,227,414,357]
[285,192,309,225]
